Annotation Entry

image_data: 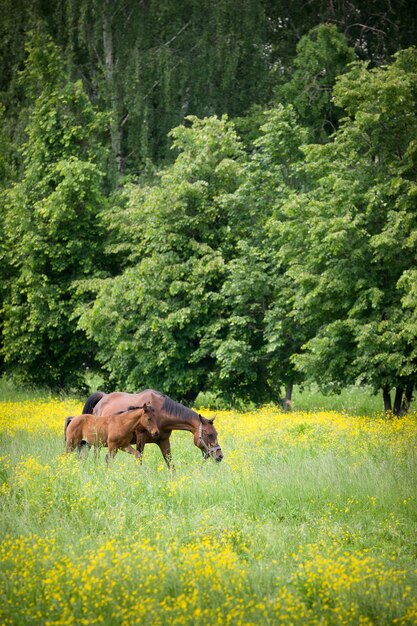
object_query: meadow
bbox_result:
[0,392,416,625]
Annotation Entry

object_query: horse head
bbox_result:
[194,415,223,462]
[142,403,160,439]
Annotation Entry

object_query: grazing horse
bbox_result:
[64,403,159,464]
[81,389,223,468]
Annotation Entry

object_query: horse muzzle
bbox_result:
[213,448,223,462]
[202,445,223,462]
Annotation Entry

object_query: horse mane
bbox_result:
[161,395,200,421]
[114,405,143,415]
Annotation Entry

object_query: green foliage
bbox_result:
[47,0,273,174]
[278,24,356,141]
[78,45,417,410]
[279,48,417,409]
[0,103,15,374]
[78,115,247,402]
[2,1,416,180]
[217,105,309,403]
[1,7,417,411]
[1,31,109,389]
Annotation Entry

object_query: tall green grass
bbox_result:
[196,384,399,415]
[291,384,386,415]
[0,397,416,625]
[0,376,79,403]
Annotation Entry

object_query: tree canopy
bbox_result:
[278,47,417,412]
[78,115,247,403]
[1,4,416,412]
[1,32,108,387]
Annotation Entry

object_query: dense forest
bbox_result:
[1,0,416,413]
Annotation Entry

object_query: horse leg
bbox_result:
[65,432,83,455]
[157,438,174,471]
[121,444,142,460]
[77,441,91,460]
[92,443,101,462]
[65,439,76,453]
[106,443,117,466]
[135,435,146,464]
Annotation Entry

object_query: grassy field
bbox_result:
[0,393,416,625]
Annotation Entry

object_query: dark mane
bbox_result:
[114,405,143,415]
[161,395,200,421]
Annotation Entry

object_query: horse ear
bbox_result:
[143,402,148,412]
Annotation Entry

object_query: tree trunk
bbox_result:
[383,386,392,414]
[182,390,198,407]
[102,2,124,178]
[283,381,293,411]
[393,386,404,416]
[401,383,414,415]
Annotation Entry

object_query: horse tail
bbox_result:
[64,416,73,442]
[82,391,105,415]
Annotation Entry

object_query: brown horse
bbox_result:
[64,403,159,464]
[81,389,223,468]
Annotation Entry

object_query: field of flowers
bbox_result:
[0,398,416,625]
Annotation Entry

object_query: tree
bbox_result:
[2,1,416,180]
[265,0,417,69]
[49,0,272,176]
[218,105,309,405]
[278,24,356,142]
[280,47,417,413]
[0,103,15,375]
[1,31,109,388]
[78,115,246,403]
[220,27,354,406]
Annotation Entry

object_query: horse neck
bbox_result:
[122,409,144,429]
[160,410,199,434]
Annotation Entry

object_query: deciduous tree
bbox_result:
[78,115,246,403]
[280,48,417,413]
[278,24,356,141]
[1,31,108,388]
